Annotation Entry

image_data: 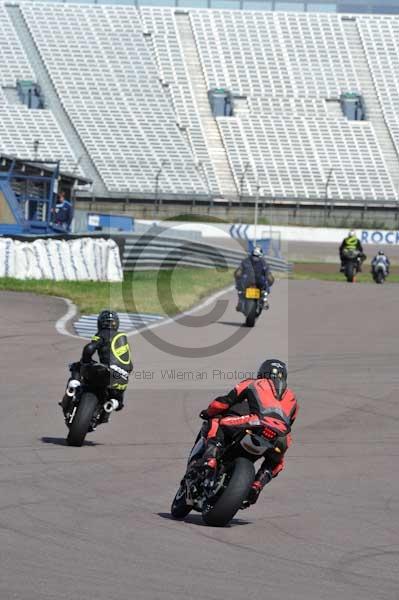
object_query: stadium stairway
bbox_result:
[342,17,399,192]
[6,4,105,195]
[175,12,237,199]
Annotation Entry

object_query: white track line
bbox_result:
[55,297,81,339]
[127,284,235,338]
[55,285,234,339]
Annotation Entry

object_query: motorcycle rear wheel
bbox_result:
[202,457,255,527]
[376,271,384,284]
[345,263,355,283]
[245,301,257,328]
[67,392,98,447]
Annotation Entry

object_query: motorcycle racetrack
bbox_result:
[1,280,398,600]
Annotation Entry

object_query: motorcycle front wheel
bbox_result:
[171,481,192,519]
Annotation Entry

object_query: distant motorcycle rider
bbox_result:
[60,310,133,418]
[339,230,366,272]
[371,250,390,274]
[234,246,274,311]
[198,359,298,507]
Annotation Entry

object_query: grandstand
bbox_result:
[0,1,399,207]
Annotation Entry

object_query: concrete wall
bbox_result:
[75,199,399,229]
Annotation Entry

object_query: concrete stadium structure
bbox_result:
[1,1,399,215]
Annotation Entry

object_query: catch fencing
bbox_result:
[122,234,291,272]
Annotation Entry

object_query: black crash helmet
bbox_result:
[257,359,288,399]
[97,310,119,331]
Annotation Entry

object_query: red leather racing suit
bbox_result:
[204,377,298,490]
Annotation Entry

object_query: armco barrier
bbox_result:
[122,234,291,272]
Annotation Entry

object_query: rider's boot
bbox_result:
[236,291,243,312]
[201,440,222,471]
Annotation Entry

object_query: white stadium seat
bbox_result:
[0,2,397,201]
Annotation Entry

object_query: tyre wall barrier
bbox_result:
[0,237,123,281]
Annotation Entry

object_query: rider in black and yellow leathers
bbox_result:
[60,310,133,415]
[339,231,366,272]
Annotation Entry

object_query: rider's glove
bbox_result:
[199,410,210,420]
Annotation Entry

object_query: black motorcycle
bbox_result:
[342,249,362,283]
[64,362,125,446]
[238,286,268,327]
[171,415,290,527]
[372,258,388,284]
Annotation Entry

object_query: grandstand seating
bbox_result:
[191,9,396,201]
[190,10,360,99]
[0,4,33,87]
[218,114,396,200]
[359,17,399,160]
[21,3,209,195]
[0,3,398,202]
[0,4,82,173]
[0,104,80,173]
[246,97,332,118]
[141,7,219,193]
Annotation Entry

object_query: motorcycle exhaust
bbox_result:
[103,399,119,413]
[66,379,81,397]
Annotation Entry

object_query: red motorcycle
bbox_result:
[171,414,290,527]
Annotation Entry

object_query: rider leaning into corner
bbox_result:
[198,359,298,508]
[339,230,366,272]
[234,246,275,311]
[60,310,133,420]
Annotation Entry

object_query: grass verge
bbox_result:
[292,263,399,283]
[0,267,234,316]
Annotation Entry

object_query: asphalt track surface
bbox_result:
[1,281,399,600]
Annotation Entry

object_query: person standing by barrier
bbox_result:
[55,191,73,229]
